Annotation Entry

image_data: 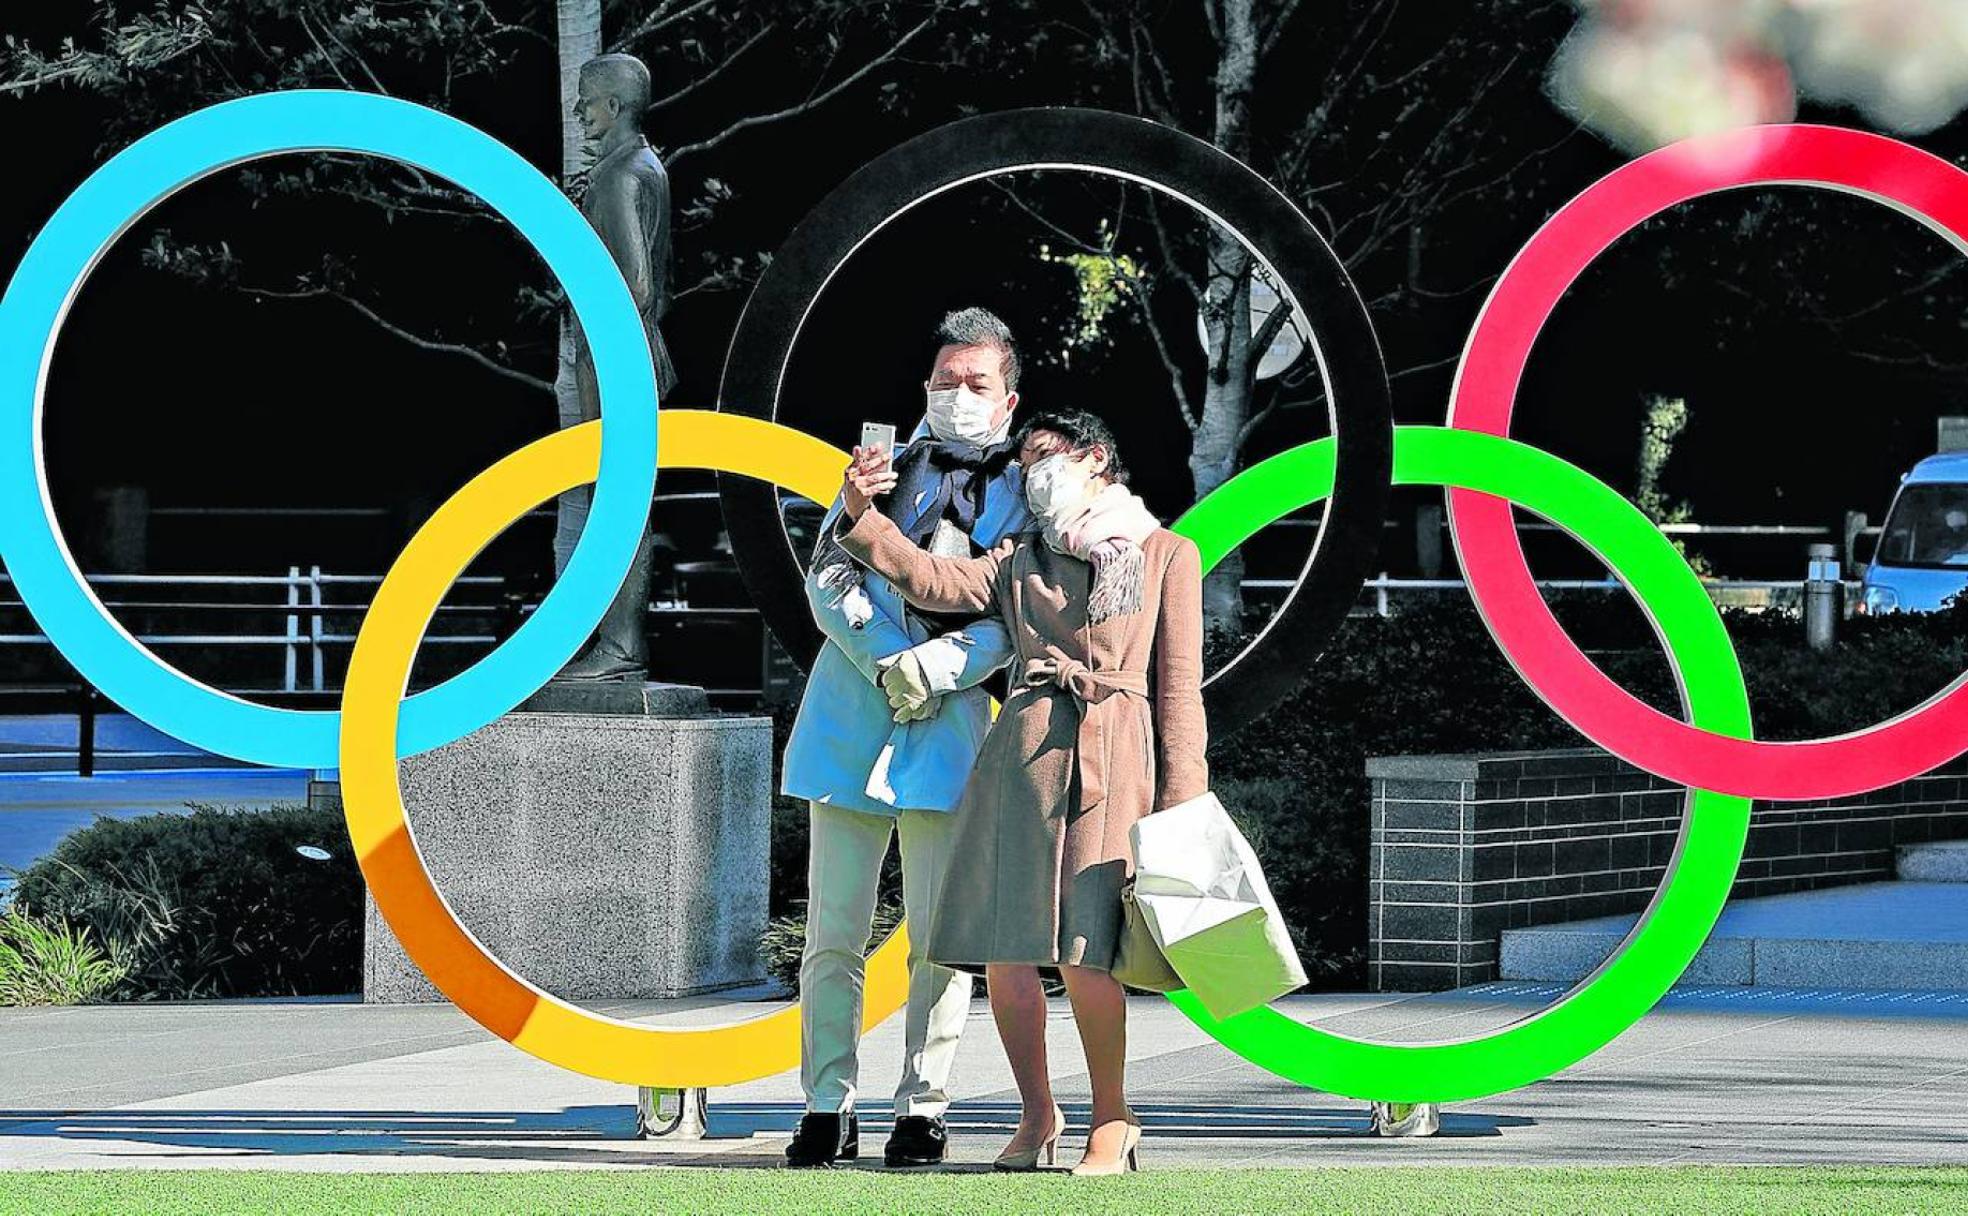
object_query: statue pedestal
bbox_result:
[352,695,771,1005]
[521,680,709,717]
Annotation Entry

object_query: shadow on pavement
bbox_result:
[0,1099,1530,1166]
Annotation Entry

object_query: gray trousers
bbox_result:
[799,801,973,1117]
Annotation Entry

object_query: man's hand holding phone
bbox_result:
[842,423,899,520]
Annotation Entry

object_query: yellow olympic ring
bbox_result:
[339,410,911,1086]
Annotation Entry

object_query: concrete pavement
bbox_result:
[4,984,1966,1171]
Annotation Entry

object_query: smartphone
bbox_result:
[860,421,897,462]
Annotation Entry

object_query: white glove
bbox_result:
[878,649,934,715]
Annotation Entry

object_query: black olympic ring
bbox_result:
[715,107,1392,736]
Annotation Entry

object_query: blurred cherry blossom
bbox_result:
[1789,0,1968,134]
[1551,0,1968,153]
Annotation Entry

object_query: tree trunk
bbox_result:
[552,0,602,577]
[557,2,601,186]
[1191,0,1260,632]
[1191,232,1256,632]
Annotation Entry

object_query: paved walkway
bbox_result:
[4,984,1966,1172]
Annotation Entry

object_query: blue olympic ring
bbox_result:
[0,91,658,768]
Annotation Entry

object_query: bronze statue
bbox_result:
[553,51,678,682]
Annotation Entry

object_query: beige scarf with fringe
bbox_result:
[1040,481,1160,624]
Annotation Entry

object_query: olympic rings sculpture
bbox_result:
[3,92,1961,1103]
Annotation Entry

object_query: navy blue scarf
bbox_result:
[882,435,1017,545]
[811,433,1017,645]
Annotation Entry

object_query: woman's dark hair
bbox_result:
[1015,408,1130,485]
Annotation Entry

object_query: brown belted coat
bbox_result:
[839,507,1209,972]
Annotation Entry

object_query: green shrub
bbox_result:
[770,793,812,921]
[760,899,903,993]
[0,907,127,1006]
[1214,776,1365,983]
[10,803,361,1000]
[1208,593,1968,988]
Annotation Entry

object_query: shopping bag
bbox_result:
[1111,882,1183,992]
[1129,791,1307,1020]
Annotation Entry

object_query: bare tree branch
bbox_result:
[1220,297,1299,449]
[674,271,735,299]
[660,9,942,170]
[1244,295,1295,370]
[1335,55,1517,268]
[1133,10,1185,126]
[295,10,358,91]
[1234,345,1463,449]
[1276,0,1402,187]
[1402,97,1582,221]
[0,66,90,94]
[1132,280,1200,430]
[244,284,552,393]
[1237,382,1320,450]
[1258,0,1306,58]
[1143,191,1206,305]
[298,154,500,224]
[313,3,391,94]
[649,21,775,111]
[1824,260,1968,325]
[989,180,1115,256]
[1844,346,1968,374]
[1389,351,1462,383]
[611,0,721,54]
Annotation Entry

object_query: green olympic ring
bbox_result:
[1165,425,1753,1104]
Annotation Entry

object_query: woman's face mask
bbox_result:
[925,384,1003,446]
[1024,451,1097,517]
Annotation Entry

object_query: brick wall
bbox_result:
[1366,749,1968,992]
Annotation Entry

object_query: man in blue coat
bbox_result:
[782,308,1032,1168]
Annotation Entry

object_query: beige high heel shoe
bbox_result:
[1070,1117,1142,1176]
[993,1103,1066,1172]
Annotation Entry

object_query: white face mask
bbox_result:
[925,384,1004,446]
[1024,452,1096,518]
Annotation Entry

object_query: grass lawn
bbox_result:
[1,1167,1965,1215]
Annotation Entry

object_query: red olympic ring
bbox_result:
[1448,123,1968,801]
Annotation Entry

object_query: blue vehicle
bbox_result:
[1860,451,1968,614]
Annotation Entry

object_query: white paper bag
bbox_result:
[1129,791,1307,1020]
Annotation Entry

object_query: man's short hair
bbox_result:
[580,54,652,115]
[933,306,1021,392]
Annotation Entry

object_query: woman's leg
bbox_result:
[986,963,1056,1147]
[1059,964,1133,1164]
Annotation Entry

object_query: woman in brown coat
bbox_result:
[838,408,1207,1176]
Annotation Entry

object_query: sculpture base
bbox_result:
[359,707,769,1004]
[520,680,710,716]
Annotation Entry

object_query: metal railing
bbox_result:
[6,568,1848,682]
[1308,575,1861,619]
[0,567,511,696]
[0,566,772,701]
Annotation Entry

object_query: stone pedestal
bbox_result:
[358,707,771,1004]
[521,680,709,716]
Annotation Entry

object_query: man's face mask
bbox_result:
[925,384,1003,446]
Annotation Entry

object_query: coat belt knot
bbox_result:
[1020,657,1147,813]
[1021,656,1147,702]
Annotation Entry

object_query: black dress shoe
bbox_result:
[884,1114,949,1167]
[785,1112,859,1168]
